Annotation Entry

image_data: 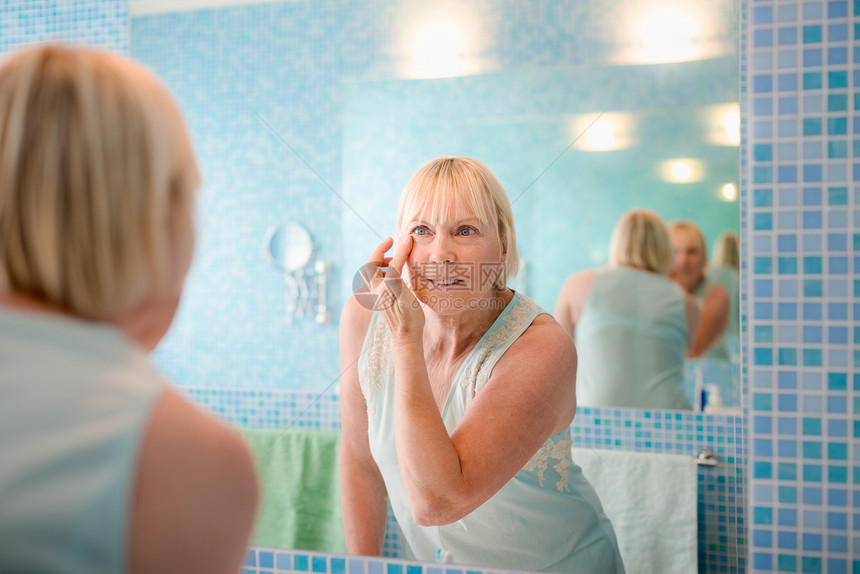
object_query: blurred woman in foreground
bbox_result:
[0,45,257,573]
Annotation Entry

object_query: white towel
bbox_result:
[572,447,698,574]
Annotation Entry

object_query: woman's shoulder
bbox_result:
[494,302,577,424]
[514,305,576,359]
[340,292,377,343]
[342,290,375,323]
[554,268,599,311]
[130,389,258,572]
[136,390,258,506]
[560,267,598,289]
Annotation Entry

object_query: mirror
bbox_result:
[266,222,314,272]
[132,0,740,567]
[339,7,740,409]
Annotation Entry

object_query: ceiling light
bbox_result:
[574,113,632,151]
[671,161,693,181]
[659,158,704,182]
[721,183,737,200]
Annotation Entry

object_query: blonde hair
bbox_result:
[668,220,708,265]
[609,209,673,273]
[395,157,518,287]
[0,44,199,320]
[712,231,739,270]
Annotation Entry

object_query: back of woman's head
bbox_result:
[609,209,673,273]
[712,231,739,270]
[396,156,519,285]
[0,44,199,320]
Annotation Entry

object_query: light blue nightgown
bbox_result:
[574,267,692,410]
[0,305,165,573]
[359,292,624,573]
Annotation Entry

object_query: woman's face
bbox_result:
[669,228,706,293]
[403,206,505,315]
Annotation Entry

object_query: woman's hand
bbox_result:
[367,236,424,342]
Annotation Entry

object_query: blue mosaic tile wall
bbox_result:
[0,1,128,56]
[182,386,746,573]
[238,547,543,574]
[574,407,746,573]
[132,3,343,392]
[744,0,860,572]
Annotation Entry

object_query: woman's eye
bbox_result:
[411,226,429,236]
[458,227,477,236]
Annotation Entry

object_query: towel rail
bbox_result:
[696,448,718,466]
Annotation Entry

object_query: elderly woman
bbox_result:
[668,221,731,359]
[0,46,257,573]
[339,157,623,573]
[554,209,700,410]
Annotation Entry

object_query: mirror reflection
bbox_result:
[266,222,314,272]
[340,157,622,572]
[554,209,698,411]
[130,0,741,569]
[338,7,740,411]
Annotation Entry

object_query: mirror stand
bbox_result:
[281,263,330,325]
[266,223,331,325]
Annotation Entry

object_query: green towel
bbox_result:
[237,427,346,552]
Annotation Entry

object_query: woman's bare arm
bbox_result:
[552,269,596,337]
[688,284,730,357]
[683,292,701,350]
[338,295,390,555]
[391,315,577,526]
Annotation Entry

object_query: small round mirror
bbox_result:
[266,222,314,272]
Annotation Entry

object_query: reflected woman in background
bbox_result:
[0,45,258,573]
[554,209,699,410]
[339,157,624,573]
[708,232,740,359]
[668,221,731,359]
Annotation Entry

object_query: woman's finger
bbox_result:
[386,235,413,279]
[359,239,394,289]
[359,257,392,281]
[366,237,394,265]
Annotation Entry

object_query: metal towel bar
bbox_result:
[696,448,718,466]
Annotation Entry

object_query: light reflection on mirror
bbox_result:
[573,113,631,151]
[607,0,733,65]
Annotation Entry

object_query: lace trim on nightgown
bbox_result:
[522,432,573,493]
[359,314,392,414]
[456,296,571,491]
[459,296,539,400]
